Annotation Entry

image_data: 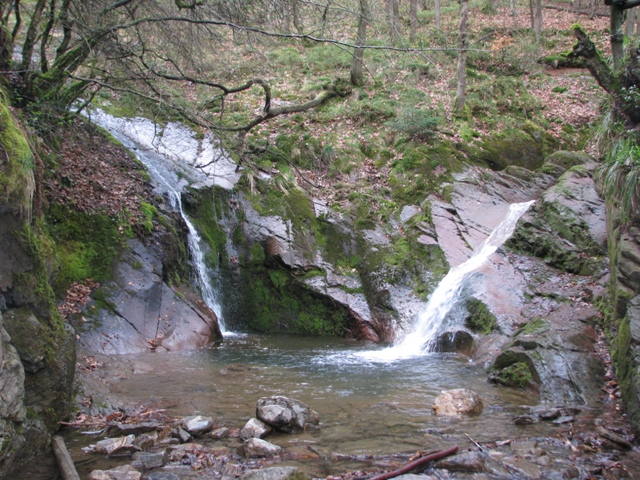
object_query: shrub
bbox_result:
[385,108,438,141]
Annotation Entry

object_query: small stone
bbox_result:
[143,472,180,480]
[89,464,142,480]
[240,418,273,441]
[222,464,243,476]
[563,466,580,479]
[553,416,574,424]
[167,442,204,462]
[432,389,483,415]
[211,427,231,440]
[130,450,167,470]
[514,415,536,425]
[134,432,157,450]
[182,415,213,435]
[240,466,311,480]
[241,438,283,458]
[435,451,487,473]
[172,427,192,443]
[94,435,141,457]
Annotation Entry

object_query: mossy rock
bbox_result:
[542,150,593,177]
[46,204,123,292]
[0,88,34,215]
[465,298,497,334]
[490,350,540,387]
[474,122,558,171]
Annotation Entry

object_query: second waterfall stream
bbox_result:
[360,200,534,362]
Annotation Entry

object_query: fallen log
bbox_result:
[52,435,81,480]
[366,446,459,480]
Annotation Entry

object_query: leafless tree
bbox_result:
[454,0,469,114]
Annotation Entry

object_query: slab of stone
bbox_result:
[107,421,161,436]
[94,435,141,457]
[241,438,283,458]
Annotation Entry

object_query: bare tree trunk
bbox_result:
[611,5,625,72]
[351,0,369,86]
[529,0,535,28]
[534,0,542,42]
[626,7,636,37]
[20,0,47,71]
[589,0,597,19]
[435,0,441,31]
[409,0,418,44]
[454,0,469,114]
[386,0,400,43]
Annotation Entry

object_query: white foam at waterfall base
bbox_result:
[356,200,534,363]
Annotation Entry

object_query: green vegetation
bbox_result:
[465,298,497,334]
[518,317,548,335]
[0,89,34,216]
[46,204,123,292]
[495,361,534,388]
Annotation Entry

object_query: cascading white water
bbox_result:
[359,200,534,362]
[87,110,228,333]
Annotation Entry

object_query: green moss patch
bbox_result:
[465,298,498,334]
[0,88,34,214]
[47,204,123,291]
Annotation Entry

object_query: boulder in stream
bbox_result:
[256,396,320,433]
[89,464,142,480]
[241,438,283,458]
[240,417,273,440]
[432,389,484,415]
[94,434,141,457]
[181,415,213,436]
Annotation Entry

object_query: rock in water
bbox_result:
[94,435,141,456]
[256,396,320,433]
[432,389,484,415]
[240,466,311,480]
[241,438,283,457]
[240,417,273,440]
[181,415,213,435]
[89,464,142,479]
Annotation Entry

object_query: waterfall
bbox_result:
[360,201,534,362]
[87,110,227,333]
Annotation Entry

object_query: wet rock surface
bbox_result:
[256,396,320,433]
[432,389,484,415]
[78,239,222,355]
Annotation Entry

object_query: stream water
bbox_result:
[64,334,563,478]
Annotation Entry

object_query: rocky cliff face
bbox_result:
[607,198,640,433]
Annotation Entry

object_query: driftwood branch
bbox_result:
[52,435,81,480]
[366,446,459,480]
